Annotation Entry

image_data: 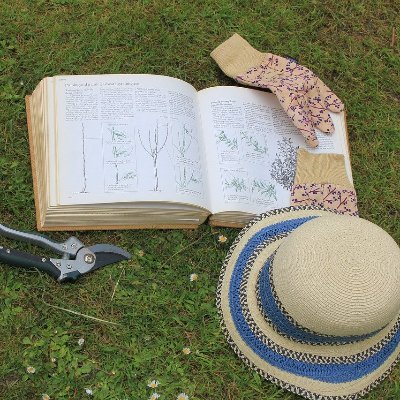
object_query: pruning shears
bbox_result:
[0,223,130,282]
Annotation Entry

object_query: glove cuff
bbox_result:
[211,33,265,78]
[294,149,352,187]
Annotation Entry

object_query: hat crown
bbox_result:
[272,215,400,337]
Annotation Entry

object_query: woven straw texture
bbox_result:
[272,215,400,336]
[217,206,400,400]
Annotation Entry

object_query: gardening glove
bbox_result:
[290,149,358,216]
[211,33,344,148]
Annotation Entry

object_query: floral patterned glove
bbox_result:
[290,149,358,216]
[211,33,344,148]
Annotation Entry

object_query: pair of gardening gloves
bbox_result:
[211,34,358,216]
[211,33,344,148]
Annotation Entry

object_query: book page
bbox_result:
[198,86,351,215]
[53,75,209,210]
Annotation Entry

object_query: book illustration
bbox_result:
[137,121,169,191]
[173,124,193,159]
[239,130,269,164]
[108,125,128,142]
[224,176,247,192]
[240,131,267,154]
[103,144,134,160]
[112,145,132,158]
[215,130,240,163]
[103,123,134,175]
[221,169,250,203]
[251,179,277,200]
[216,130,238,150]
[270,137,298,190]
[105,162,138,192]
[102,122,137,192]
[175,164,202,194]
[112,163,137,185]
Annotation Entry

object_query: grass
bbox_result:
[0,0,399,399]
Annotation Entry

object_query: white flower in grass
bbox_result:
[147,380,160,389]
[26,366,36,374]
[189,273,198,282]
[85,388,93,396]
[42,394,50,400]
[51,357,56,363]
[149,393,160,400]
[218,234,227,243]
[182,347,191,355]
[176,393,189,400]
[78,338,85,346]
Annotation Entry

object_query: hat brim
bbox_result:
[217,206,400,400]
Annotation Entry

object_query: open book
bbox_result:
[26,74,352,230]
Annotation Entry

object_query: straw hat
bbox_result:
[217,206,400,399]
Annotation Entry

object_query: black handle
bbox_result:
[0,246,61,280]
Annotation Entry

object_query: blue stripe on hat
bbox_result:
[228,216,400,383]
[257,254,377,344]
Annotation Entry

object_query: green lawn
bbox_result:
[0,1,399,399]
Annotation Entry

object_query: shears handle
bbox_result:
[0,245,61,280]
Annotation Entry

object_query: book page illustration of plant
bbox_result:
[223,175,247,192]
[216,130,238,150]
[240,131,267,154]
[173,124,193,159]
[175,164,200,191]
[108,126,128,142]
[270,137,298,190]
[112,145,132,159]
[251,179,277,200]
[112,163,137,185]
[137,121,169,191]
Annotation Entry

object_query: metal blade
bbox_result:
[87,244,131,272]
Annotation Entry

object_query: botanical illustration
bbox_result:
[251,179,277,200]
[173,124,193,159]
[270,137,298,190]
[223,176,247,192]
[216,130,238,150]
[111,145,133,159]
[108,126,128,142]
[221,169,250,203]
[112,163,137,185]
[175,164,201,192]
[138,121,169,191]
[240,131,267,154]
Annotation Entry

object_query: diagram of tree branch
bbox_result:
[173,124,193,159]
[270,137,298,190]
[137,121,169,191]
[108,126,127,142]
[112,145,133,159]
[113,163,137,185]
[175,164,201,192]
[102,122,137,192]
